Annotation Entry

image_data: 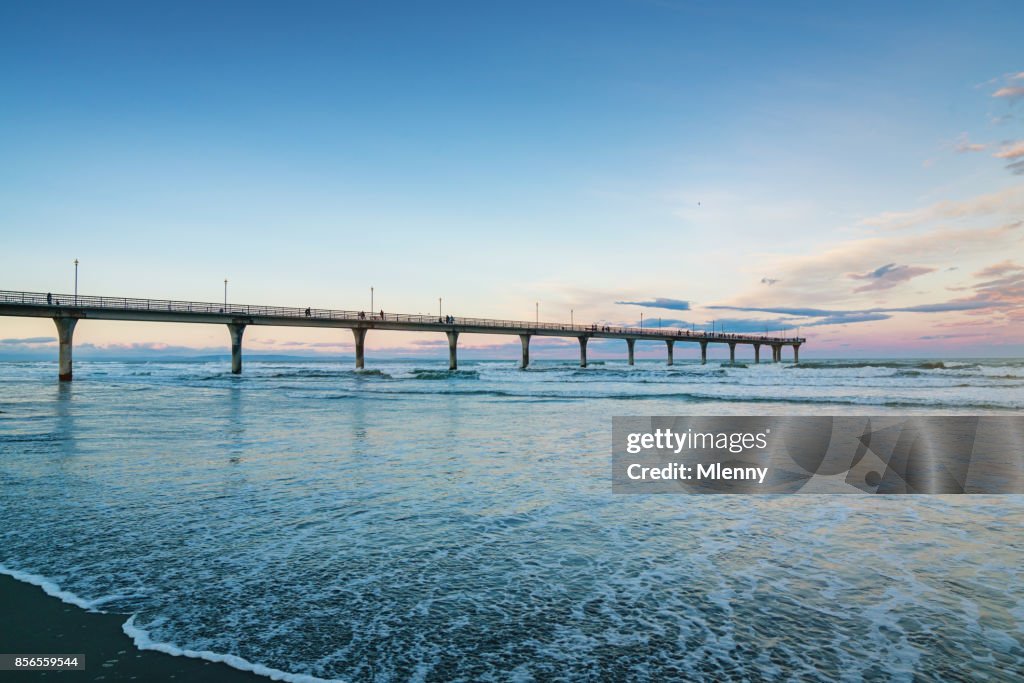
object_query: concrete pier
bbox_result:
[352,328,367,369]
[228,323,246,374]
[1,290,806,379]
[53,317,77,381]
[446,331,459,370]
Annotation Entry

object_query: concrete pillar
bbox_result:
[666,340,674,366]
[772,344,781,363]
[579,336,588,368]
[53,317,77,382]
[793,343,800,364]
[700,341,707,365]
[754,344,761,363]
[519,334,530,369]
[352,328,367,369]
[728,342,736,363]
[228,323,246,374]
[446,331,459,370]
[626,338,635,365]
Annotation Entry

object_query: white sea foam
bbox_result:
[122,615,344,683]
[0,563,105,612]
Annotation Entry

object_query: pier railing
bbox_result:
[0,290,804,343]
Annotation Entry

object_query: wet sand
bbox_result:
[0,574,264,681]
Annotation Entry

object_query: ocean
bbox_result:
[1,357,1022,681]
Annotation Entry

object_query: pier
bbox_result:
[0,290,804,380]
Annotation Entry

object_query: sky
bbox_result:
[1,0,1022,360]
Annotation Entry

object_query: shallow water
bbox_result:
[1,358,1022,681]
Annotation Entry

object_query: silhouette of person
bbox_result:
[47,292,52,305]
[305,307,311,317]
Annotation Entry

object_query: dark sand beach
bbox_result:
[0,574,263,682]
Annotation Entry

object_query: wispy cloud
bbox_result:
[710,299,1003,317]
[859,185,1024,231]
[848,263,935,292]
[974,260,1024,278]
[993,140,1024,175]
[760,277,779,286]
[954,133,986,153]
[0,336,55,344]
[615,298,691,311]
[994,141,1024,159]
[993,86,1024,99]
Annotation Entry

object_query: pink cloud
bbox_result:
[993,141,1024,159]
[974,260,1024,278]
[993,86,1024,99]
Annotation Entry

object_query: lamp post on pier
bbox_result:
[224,279,228,307]
[74,259,79,305]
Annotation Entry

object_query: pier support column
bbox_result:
[754,344,761,363]
[54,317,77,381]
[793,344,800,364]
[519,334,530,369]
[728,342,736,363]
[772,344,781,363]
[446,331,459,370]
[227,323,246,374]
[700,341,707,365]
[666,340,674,366]
[627,338,635,365]
[579,336,589,368]
[352,328,367,369]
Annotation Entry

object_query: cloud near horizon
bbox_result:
[0,336,55,344]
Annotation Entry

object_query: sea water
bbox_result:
[1,358,1022,681]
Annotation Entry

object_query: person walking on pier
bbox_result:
[47,292,52,305]
[380,309,384,320]
[304,307,311,317]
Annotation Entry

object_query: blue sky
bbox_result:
[1,1,1022,359]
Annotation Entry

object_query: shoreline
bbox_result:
[0,572,282,682]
